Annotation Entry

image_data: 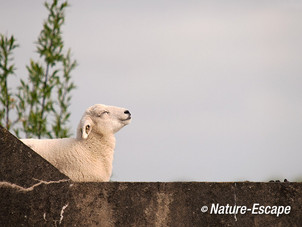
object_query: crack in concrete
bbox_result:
[234,182,237,222]
[0,179,69,193]
[59,203,69,224]
[43,213,47,221]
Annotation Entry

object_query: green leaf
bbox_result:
[4,0,77,138]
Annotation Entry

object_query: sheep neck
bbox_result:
[83,133,115,177]
[85,133,115,154]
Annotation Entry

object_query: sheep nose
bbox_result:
[124,110,131,116]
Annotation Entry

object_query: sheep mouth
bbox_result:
[120,116,131,122]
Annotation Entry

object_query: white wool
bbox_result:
[21,104,131,182]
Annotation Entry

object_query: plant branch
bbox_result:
[37,62,50,138]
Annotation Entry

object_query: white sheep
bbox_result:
[21,104,131,182]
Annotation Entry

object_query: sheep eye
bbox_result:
[98,111,109,117]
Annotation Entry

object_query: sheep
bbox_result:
[21,104,131,182]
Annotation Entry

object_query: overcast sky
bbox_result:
[1,0,302,182]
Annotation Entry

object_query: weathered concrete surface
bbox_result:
[0,125,69,187]
[1,126,302,226]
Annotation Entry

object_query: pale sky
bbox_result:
[1,0,302,181]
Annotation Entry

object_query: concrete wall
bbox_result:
[1,126,301,226]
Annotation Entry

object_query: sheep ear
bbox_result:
[82,119,92,139]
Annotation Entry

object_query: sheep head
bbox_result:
[77,104,131,139]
